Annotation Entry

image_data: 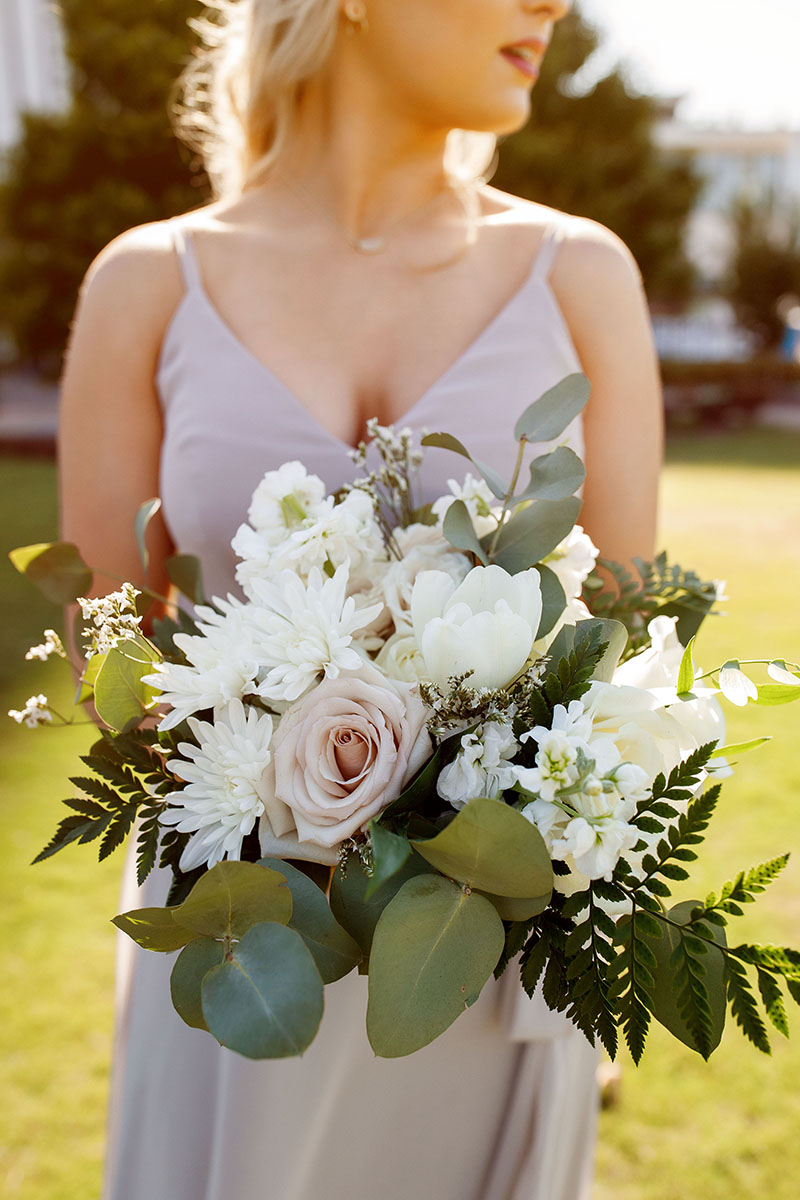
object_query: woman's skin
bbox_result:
[59,0,663,611]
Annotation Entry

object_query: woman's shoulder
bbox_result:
[480,187,642,291]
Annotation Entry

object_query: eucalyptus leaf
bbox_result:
[535,565,567,640]
[165,553,206,606]
[478,890,551,921]
[259,857,361,983]
[513,373,591,443]
[74,650,108,705]
[135,498,162,573]
[202,922,324,1059]
[411,797,553,899]
[175,861,292,940]
[9,541,92,604]
[170,937,225,1030]
[648,899,728,1058]
[329,851,430,957]
[93,639,160,733]
[366,823,413,897]
[366,874,505,1057]
[489,497,582,574]
[517,445,586,502]
[442,501,489,565]
[112,905,197,952]
[420,432,509,500]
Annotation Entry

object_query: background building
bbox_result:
[0,0,68,155]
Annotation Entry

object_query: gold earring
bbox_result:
[344,0,369,33]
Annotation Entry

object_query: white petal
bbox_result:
[719,666,758,707]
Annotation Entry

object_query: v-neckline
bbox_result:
[183,238,549,454]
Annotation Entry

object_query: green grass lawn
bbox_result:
[1,432,799,1199]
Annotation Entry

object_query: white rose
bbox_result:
[382,524,470,632]
[411,564,543,691]
[375,629,427,683]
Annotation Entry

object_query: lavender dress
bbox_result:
[104,219,599,1200]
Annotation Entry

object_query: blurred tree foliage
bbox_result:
[0,0,210,373]
[494,9,702,306]
[723,198,800,351]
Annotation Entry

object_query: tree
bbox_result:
[723,198,800,351]
[0,0,209,372]
[494,8,702,306]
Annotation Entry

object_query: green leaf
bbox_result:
[175,861,292,940]
[489,497,582,574]
[478,890,551,921]
[8,541,93,604]
[677,636,696,696]
[513,373,591,443]
[93,638,160,733]
[112,905,197,952]
[380,735,465,822]
[366,823,413,897]
[75,650,108,706]
[649,900,727,1059]
[170,937,225,1030]
[535,565,567,639]
[753,684,800,707]
[411,797,553,900]
[710,738,770,759]
[366,874,505,1057]
[757,968,790,1038]
[441,499,489,565]
[135,498,162,573]
[727,958,772,1053]
[202,922,324,1058]
[329,852,430,957]
[165,553,206,606]
[258,857,361,983]
[517,445,586,502]
[419,432,508,501]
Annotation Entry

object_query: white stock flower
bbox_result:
[543,525,599,601]
[411,564,543,691]
[550,795,641,882]
[25,629,66,661]
[8,694,53,729]
[431,474,497,528]
[718,663,758,707]
[248,562,383,703]
[515,700,593,800]
[437,720,519,810]
[143,596,261,731]
[159,700,275,872]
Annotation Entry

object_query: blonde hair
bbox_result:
[175,0,497,198]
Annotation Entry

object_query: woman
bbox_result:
[59,2,663,1197]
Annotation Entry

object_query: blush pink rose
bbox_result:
[265,663,432,849]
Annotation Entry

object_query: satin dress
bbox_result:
[103,216,600,1200]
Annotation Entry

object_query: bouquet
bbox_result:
[10,374,800,1063]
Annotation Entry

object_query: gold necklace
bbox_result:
[272,172,474,256]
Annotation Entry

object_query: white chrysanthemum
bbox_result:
[437,720,519,810]
[142,596,261,731]
[248,562,384,703]
[543,525,599,601]
[159,700,275,872]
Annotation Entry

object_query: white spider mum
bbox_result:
[159,700,275,872]
[248,562,384,703]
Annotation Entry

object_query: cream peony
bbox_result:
[411,564,543,691]
[264,663,432,849]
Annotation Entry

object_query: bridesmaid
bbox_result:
[59,2,663,1197]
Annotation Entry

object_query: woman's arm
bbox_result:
[59,222,186,612]
[551,219,664,567]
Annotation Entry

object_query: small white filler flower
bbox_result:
[8,694,53,729]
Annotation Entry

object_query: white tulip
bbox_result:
[411,564,543,691]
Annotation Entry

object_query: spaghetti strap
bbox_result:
[170,222,203,292]
[530,221,566,282]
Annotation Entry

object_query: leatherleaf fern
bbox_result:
[502,741,800,1062]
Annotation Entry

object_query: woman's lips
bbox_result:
[500,48,541,81]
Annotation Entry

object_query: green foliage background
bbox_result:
[2,429,799,1197]
[722,199,800,350]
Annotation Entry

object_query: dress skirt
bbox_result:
[103,855,599,1200]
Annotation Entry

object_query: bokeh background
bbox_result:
[1,2,799,1197]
